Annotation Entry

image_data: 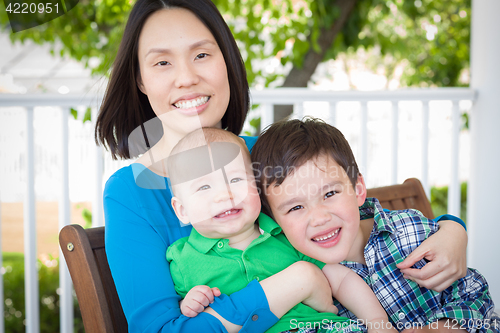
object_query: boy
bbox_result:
[166,127,396,333]
[250,117,497,333]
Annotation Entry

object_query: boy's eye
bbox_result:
[230,177,243,183]
[154,60,170,67]
[195,53,209,60]
[325,191,337,199]
[287,205,303,213]
[197,185,211,191]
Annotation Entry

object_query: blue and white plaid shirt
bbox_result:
[336,198,497,333]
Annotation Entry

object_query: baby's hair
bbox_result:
[251,117,359,216]
[170,127,245,156]
[167,128,250,192]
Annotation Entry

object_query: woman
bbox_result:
[95,0,468,332]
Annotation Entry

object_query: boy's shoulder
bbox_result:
[363,197,438,232]
[364,198,439,259]
[382,207,438,230]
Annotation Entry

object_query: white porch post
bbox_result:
[468,0,500,303]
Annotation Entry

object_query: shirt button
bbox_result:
[252,314,259,321]
[371,273,379,282]
[244,255,250,261]
[217,241,224,249]
[398,312,405,320]
[254,276,260,281]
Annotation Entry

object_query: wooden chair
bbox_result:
[59,225,128,333]
[58,178,431,332]
[366,178,434,219]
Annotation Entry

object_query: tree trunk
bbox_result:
[273,0,358,123]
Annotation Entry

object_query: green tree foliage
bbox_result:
[3,253,84,332]
[0,0,470,88]
[430,182,468,224]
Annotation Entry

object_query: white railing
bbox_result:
[0,87,475,332]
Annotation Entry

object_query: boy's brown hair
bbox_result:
[251,117,360,217]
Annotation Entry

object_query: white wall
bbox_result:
[469,0,500,304]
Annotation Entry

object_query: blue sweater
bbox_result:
[104,136,278,332]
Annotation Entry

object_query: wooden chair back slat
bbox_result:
[366,178,434,219]
[59,225,128,333]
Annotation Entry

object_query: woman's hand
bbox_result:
[180,285,221,317]
[396,220,467,292]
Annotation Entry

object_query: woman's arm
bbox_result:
[396,218,468,292]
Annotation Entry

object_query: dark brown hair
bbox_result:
[95,0,250,159]
[251,117,360,216]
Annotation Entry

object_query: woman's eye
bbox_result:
[155,60,170,66]
[197,185,211,191]
[287,205,303,213]
[325,191,337,199]
[230,177,242,183]
[195,53,209,60]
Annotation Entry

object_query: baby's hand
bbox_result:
[180,285,221,317]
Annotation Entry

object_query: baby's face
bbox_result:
[172,146,261,239]
[265,154,365,264]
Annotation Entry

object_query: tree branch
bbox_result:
[282,0,358,88]
[273,0,358,122]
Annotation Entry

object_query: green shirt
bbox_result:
[167,213,350,333]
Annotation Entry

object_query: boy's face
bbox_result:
[265,154,366,264]
[172,146,261,240]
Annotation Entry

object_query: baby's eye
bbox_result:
[230,177,243,183]
[325,191,337,199]
[287,205,303,213]
[197,185,211,191]
[195,53,209,60]
[155,60,170,67]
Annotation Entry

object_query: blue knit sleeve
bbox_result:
[434,214,467,231]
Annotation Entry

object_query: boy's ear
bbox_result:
[355,173,367,207]
[171,197,190,225]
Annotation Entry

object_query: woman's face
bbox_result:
[137,8,230,138]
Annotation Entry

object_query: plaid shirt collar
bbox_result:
[359,197,396,235]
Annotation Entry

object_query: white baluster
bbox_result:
[359,102,368,176]
[391,101,399,184]
[59,107,73,333]
[24,106,39,333]
[421,101,430,197]
[448,100,461,217]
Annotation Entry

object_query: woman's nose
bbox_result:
[174,62,200,88]
[310,205,332,227]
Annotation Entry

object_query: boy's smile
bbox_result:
[266,154,367,264]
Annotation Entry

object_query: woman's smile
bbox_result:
[173,96,210,110]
